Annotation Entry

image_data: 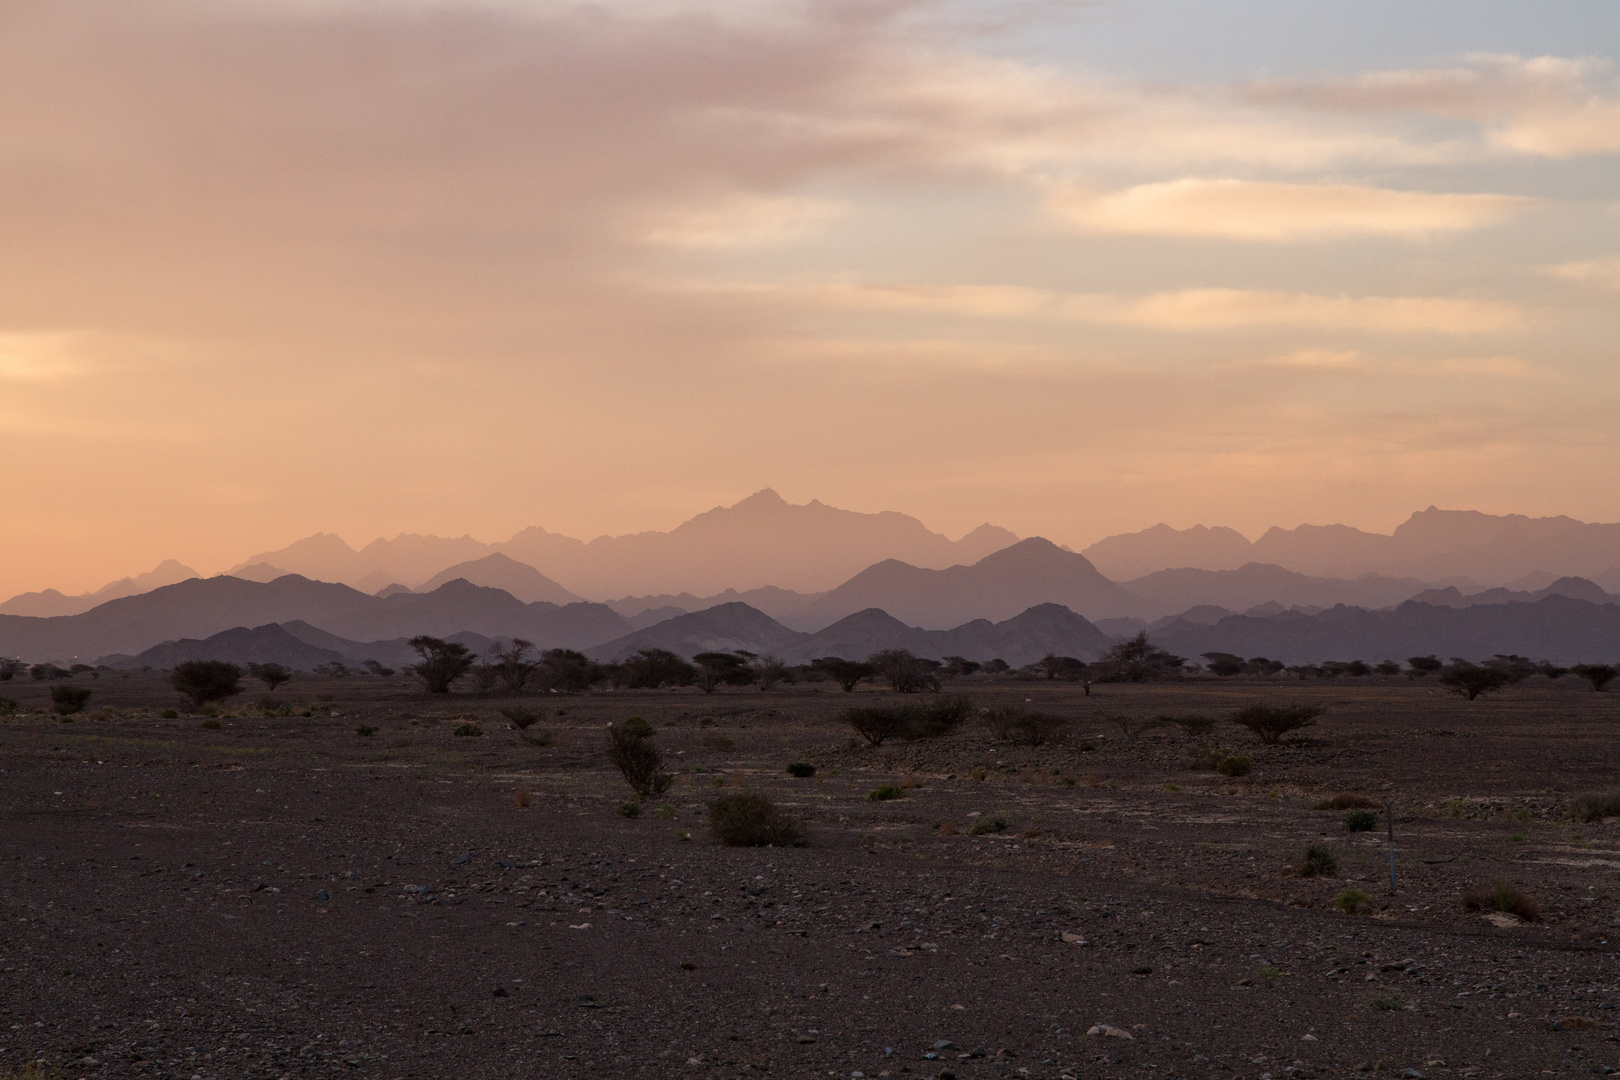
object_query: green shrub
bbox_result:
[654,804,678,819]
[355,724,377,737]
[1568,791,1620,823]
[1332,887,1371,914]
[1215,754,1252,777]
[708,792,807,847]
[521,729,555,747]
[1230,703,1324,745]
[1343,808,1379,832]
[786,762,815,778]
[969,814,1007,835]
[50,684,93,716]
[1316,792,1381,810]
[1298,843,1337,877]
[868,784,904,801]
[201,718,222,730]
[453,723,482,737]
[1363,988,1408,1011]
[619,801,642,818]
[607,716,673,798]
[0,697,17,718]
[160,708,179,719]
[1461,881,1538,921]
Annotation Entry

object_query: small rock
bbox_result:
[451,852,471,865]
[796,1035,816,1044]
[1302,1034,1318,1041]
[934,1040,956,1050]
[1061,931,1086,944]
[1130,966,1152,976]
[1401,1070,1425,1079]
[315,890,331,901]
[492,986,508,998]
[1086,1025,1134,1040]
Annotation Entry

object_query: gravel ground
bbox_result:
[3,673,1620,1079]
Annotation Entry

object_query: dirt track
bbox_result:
[4,674,1620,1079]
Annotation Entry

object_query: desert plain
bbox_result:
[3,672,1620,1080]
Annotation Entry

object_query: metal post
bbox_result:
[1386,798,1396,894]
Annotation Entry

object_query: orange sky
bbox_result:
[3,1,1619,598]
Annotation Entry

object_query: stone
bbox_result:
[934,1040,956,1050]
[451,852,471,865]
[315,890,331,901]
[1086,1025,1134,1040]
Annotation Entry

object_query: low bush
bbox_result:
[1215,754,1252,777]
[654,804,677,819]
[1461,881,1539,921]
[1298,843,1338,877]
[521,729,555,747]
[619,801,642,818]
[969,814,1008,835]
[1107,715,1169,741]
[512,790,533,808]
[708,792,807,847]
[1343,808,1379,832]
[500,706,546,730]
[160,708,179,719]
[868,784,904,801]
[50,684,93,716]
[1567,791,1620,823]
[1162,714,1217,738]
[700,735,736,751]
[1316,793,1381,810]
[982,706,1072,746]
[355,724,377,737]
[1363,988,1409,1011]
[171,660,244,708]
[0,697,17,718]
[1230,703,1325,745]
[607,716,673,798]
[786,762,815,778]
[201,718,222,730]
[453,723,483,737]
[841,697,973,746]
[1332,887,1371,914]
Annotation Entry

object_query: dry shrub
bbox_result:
[1298,843,1337,878]
[708,792,806,847]
[521,729,555,747]
[936,821,959,836]
[1343,808,1379,832]
[842,698,972,746]
[1161,714,1217,738]
[607,716,673,798]
[1230,703,1324,745]
[1215,755,1252,777]
[1332,887,1371,914]
[501,706,546,730]
[512,789,533,809]
[1461,881,1539,921]
[983,707,1072,746]
[700,735,736,751]
[1316,793,1381,810]
[969,814,1007,835]
[1568,791,1620,823]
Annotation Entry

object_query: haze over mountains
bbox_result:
[4,492,1620,668]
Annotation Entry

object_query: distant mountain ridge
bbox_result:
[1086,507,1620,587]
[229,489,1019,599]
[0,560,199,618]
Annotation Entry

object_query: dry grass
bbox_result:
[512,789,533,809]
[1315,793,1381,810]
[1568,791,1620,823]
[1461,881,1539,921]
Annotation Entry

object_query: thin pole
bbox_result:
[1386,798,1396,894]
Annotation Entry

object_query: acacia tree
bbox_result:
[486,638,538,693]
[753,654,789,691]
[812,657,874,693]
[1571,663,1619,692]
[171,660,244,709]
[247,662,292,691]
[1097,632,1184,683]
[1406,655,1443,679]
[867,649,939,693]
[408,636,477,694]
[1438,661,1512,701]
[692,652,751,693]
[1230,702,1325,745]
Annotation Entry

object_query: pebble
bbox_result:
[1086,1025,1134,1040]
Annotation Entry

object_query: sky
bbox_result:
[3,0,1619,597]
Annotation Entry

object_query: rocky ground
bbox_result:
[3,671,1620,1079]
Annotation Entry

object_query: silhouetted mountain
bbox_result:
[0,560,199,618]
[794,538,1143,628]
[415,553,582,605]
[787,603,1112,667]
[1083,524,1255,580]
[228,490,1019,598]
[0,575,630,664]
[230,562,291,584]
[114,624,350,670]
[1150,595,1620,665]
[1406,577,1617,608]
[1085,507,1620,587]
[606,584,821,624]
[1124,563,1431,617]
[586,602,809,661]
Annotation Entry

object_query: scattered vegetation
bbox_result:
[1215,754,1252,777]
[619,800,642,818]
[1297,843,1338,878]
[868,784,904,802]
[0,697,17,717]
[708,792,807,847]
[606,716,673,798]
[49,684,93,716]
[201,718,222,730]
[1438,661,1512,700]
[1332,887,1371,914]
[355,724,377,737]
[1461,881,1539,921]
[786,762,815,778]
[170,660,244,709]
[246,662,292,691]
[452,722,482,737]
[1106,714,1168,741]
[1161,714,1217,738]
[1343,808,1379,832]
[1230,702,1325,745]
[407,636,477,694]
[840,697,972,746]
[1363,988,1409,1011]
[1568,791,1620,823]
[1095,632,1185,682]
[486,638,538,693]
[520,729,555,747]
[867,649,941,693]
[501,705,546,730]
[1316,793,1381,810]
[969,814,1008,835]
[1571,663,1619,692]
[812,657,875,692]
[982,706,1072,746]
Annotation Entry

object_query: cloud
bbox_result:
[1046,178,1527,241]
[1241,55,1620,158]
[1547,257,1620,290]
[679,281,1527,336]
[634,193,848,248]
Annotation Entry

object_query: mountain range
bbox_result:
[0,560,199,618]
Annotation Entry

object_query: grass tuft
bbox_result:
[1297,843,1337,878]
[1461,880,1539,921]
[708,792,807,847]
